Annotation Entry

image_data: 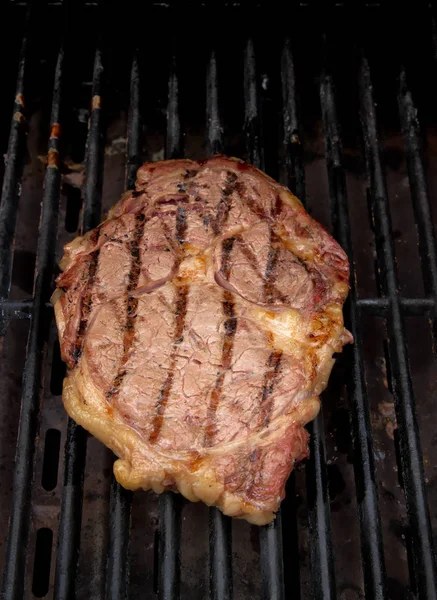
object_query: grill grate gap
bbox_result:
[31,528,53,599]
[50,340,65,397]
[41,428,61,492]
[64,186,81,233]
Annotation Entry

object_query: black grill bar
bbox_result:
[358,54,437,599]
[53,421,87,600]
[280,474,300,598]
[320,60,386,599]
[206,50,224,158]
[54,42,105,600]
[281,38,305,204]
[126,52,142,191]
[166,55,182,161]
[83,46,105,233]
[0,6,30,329]
[158,51,182,600]
[205,48,233,600]
[1,41,64,600]
[243,37,285,600]
[280,37,336,600]
[243,38,263,170]
[206,49,222,157]
[158,494,181,600]
[107,475,132,600]
[259,512,285,600]
[357,297,435,316]
[0,298,33,319]
[105,50,141,600]
[398,67,437,329]
[306,411,336,600]
[208,508,233,600]
[2,294,435,323]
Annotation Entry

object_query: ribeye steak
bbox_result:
[52,156,351,524]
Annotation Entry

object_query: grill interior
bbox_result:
[1,2,437,599]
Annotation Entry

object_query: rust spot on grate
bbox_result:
[48,148,59,169]
[13,111,25,124]
[15,93,24,107]
[92,95,102,110]
[50,123,61,139]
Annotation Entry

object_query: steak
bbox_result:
[52,155,352,525]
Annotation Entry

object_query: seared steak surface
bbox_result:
[53,156,351,524]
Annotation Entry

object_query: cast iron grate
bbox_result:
[0,1,436,599]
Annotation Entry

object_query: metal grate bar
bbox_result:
[281,38,306,204]
[280,37,336,600]
[105,50,141,600]
[205,48,233,600]
[320,59,386,599]
[243,37,285,600]
[126,52,143,191]
[358,54,437,599]
[0,298,33,319]
[158,51,182,600]
[206,50,224,158]
[398,67,437,327]
[259,511,285,600]
[0,6,31,329]
[243,38,263,170]
[83,46,105,233]
[279,37,304,600]
[2,41,64,600]
[166,55,182,161]
[208,508,233,600]
[305,411,336,600]
[357,297,435,315]
[54,42,105,600]
[158,494,181,600]
[107,476,132,600]
[280,473,300,598]
[1,295,435,322]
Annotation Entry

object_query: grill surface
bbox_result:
[1,2,437,599]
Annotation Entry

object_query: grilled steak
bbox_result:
[52,156,351,525]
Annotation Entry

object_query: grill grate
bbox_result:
[0,2,436,599]
[320,47,386,599]
[205,48,233,600]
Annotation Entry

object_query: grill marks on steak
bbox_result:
[216,222,311,309]
[211,171,238,235]
[260,224,284,426]
[107,212,147,401]
[263,225,282,301]
[258,351,283,427]
[73,229,101,363]
[53,156,351,524]
[149,283,189,443]
[149,206,189,443]
[235,234,288,305]
[205,237,238,446]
